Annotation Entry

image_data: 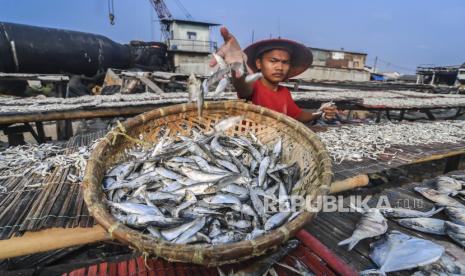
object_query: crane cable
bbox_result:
[172,0,192,19]
[108,0,116,25]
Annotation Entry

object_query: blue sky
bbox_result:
[1,0,464,74]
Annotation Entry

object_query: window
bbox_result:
[187,31,197,40]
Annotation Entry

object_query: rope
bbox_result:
[106,120,153,147]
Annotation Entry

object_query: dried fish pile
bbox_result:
[0,142,92,182]
[364,96,465,108]
[103,116,302,245]
[318,121,465,163]
[0,131,104,239]
[0,92,236,114]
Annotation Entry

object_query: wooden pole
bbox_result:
[330,174,370,194]
[0,225,110,259]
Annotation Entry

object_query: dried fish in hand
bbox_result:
[360,231,444,275]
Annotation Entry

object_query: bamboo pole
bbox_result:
[0,225,110,259]
[330,174,370,194]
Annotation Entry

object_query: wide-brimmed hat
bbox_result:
[244,39,313,78]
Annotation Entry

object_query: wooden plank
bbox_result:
[0,225,109,259]
[138,76,165,94]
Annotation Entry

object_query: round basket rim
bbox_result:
[82,100,332,266]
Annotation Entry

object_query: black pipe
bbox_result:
[0,22,131,76]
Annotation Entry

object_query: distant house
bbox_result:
[161,18,220,75]
[294,47,370,82]
[310,48,367,70]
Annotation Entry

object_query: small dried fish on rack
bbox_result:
[103,116,302,245]
[0,139,100,185]
[318,121,465,163]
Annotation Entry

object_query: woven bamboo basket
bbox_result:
[82,100,332,266]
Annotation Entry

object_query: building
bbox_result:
[416,65,460,86]
[161,18,219,75]
[294,47,370,82]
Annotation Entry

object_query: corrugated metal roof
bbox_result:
[160,18,220,26]
[309,47,367,56]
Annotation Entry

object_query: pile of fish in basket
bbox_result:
[103,116,302,245]
[82,100,332,266]
[338,175,465,275]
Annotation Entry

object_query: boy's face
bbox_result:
[255,49,291,84]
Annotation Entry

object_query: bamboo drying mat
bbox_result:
[1,124,465,240]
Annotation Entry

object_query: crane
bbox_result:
[107,0,192,41]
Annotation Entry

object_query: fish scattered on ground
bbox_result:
[444,221,465,247]
[434,176,464,196]
[338,206,388,250]
[444,206,465,226]
[377,206,443,218]
[414,187,465,208]
[396,218,446,235]
[415,240,465,276]
[104,117,302,245]
[360,231,444,275]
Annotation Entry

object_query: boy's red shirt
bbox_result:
[240,79,302,119]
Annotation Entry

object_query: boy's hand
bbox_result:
[210,27,246,68]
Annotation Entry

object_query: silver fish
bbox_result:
[245,228,265,240]
[417,240,465,275]
[212,116,245,134]
[211,77,229,96]
[378,206,443,218]
[172,183,217,196]
[161,217,205,241]
[445,206,465,226]
[444,221,465,247]
[172,191,197,218]
[360,231,444,275]
[397,218,446,235]
[414,187,465,208]
[113,213,184,228]
[213,53,227,69]
[210,135,229,157]
[107,162,135,181]
[258,156,271,188]
[215,159,239,173]
[338,207,388,250]
[155,167,182,180]
[107,201,161,216]
[197,85,205,118]
[181,167,228,182]
[244,72,263,84]
[147,226,163,239]
[270,138,282,169]
[187,73,199,103]
[435,176,464,196]
[203,193,242,206]
[173,216,206,244]
[264,212,291,231]
[211,231,244,244]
